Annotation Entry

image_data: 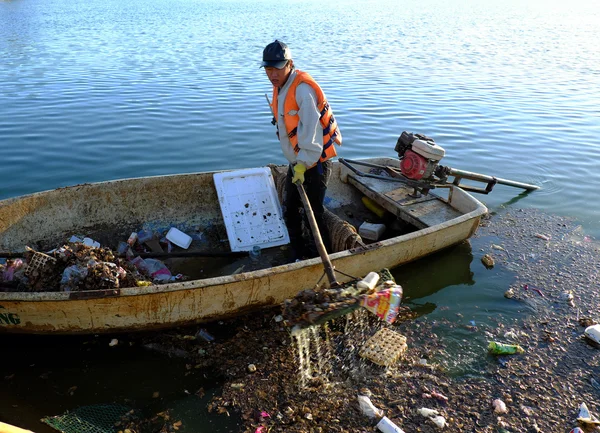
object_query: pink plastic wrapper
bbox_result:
[360,286,402,323]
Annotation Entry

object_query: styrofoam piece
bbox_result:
[83,237,100,248]
[213,167,290,252]
[166,227,192,249]
[359,222,386,241]
[585,324,600,344]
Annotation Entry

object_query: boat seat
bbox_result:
[347,174,462,229]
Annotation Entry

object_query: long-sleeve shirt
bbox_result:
[275,69,322,168]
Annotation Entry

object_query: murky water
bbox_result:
[1,0,599,429]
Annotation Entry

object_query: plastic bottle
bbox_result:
[357,271,380,291]
[127,232,138,246]
[376,417,406,433]
[196,329,215,342]
[488,341,524,355]
[249,245,261,261]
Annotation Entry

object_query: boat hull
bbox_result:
[0,159,486,334]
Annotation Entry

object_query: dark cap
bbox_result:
[261,40,292,69]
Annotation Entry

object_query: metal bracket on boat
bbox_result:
[339,158,437,196]
[339,158,539,195]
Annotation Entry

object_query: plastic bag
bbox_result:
[144,258,172,282]
[2,259,24,282]
[360,285,402,324]
[358,395,384,419]
[60,265,89,291]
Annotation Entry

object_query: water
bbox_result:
[1,0,599,429]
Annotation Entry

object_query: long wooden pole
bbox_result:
[0,421,35,433]
[295,182,338,287]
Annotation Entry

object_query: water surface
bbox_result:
[1,0,599,430]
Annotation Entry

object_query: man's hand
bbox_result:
[291,163,306,184]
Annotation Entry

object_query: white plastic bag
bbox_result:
[358,395,383,419]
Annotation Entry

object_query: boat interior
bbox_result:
[0,157,472,288]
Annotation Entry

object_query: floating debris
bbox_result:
[359,327,407,367]
[481,254,495,268]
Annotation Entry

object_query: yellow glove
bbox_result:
[291,163,306,184]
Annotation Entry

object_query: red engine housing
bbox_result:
[400,149,429,180]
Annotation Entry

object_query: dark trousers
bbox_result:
[284,160,332,259]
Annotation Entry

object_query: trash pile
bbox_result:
[0,228,193,292]
[281,269,404,328]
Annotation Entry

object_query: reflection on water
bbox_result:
[0,334,240,433]
[392,242,475,303]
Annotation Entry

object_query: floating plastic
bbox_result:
[357,395,383,419]
[584,324,600,345]
[577,402,600,425]
[359,328,407,367]
[376,416,405,433]
[417,408,439,418]
[360,286,402,324]
[166,227,193,249]
[493,399,507,414]
[488,341,524,355]
[431,416,446,429]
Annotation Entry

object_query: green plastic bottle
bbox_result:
[488,341,524,355]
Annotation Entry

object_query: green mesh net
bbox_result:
[41,404,131,433]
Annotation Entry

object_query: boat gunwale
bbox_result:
[0,184,487,302]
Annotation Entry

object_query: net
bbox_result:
[41,404,131,433]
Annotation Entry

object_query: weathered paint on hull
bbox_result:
[0,159,486,334]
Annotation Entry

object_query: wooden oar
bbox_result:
[295,181,339,287]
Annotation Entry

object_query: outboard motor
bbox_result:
[394,131,445,181]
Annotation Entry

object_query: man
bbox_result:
[262,40,342,260]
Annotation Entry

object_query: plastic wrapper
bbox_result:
[60,265,89,291]
[360,285,402,324]
[144,258,172,282]
[2,259,24,282]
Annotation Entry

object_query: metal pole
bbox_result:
[448,168,539,191]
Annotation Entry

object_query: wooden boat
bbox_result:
[0,158,487,334]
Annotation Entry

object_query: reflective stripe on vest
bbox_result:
[271,70,342,164]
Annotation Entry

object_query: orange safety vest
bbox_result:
[271,70,342,164]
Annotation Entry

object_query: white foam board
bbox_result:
[213,167,290,252]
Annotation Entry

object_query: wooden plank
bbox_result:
[347,175,462,228]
